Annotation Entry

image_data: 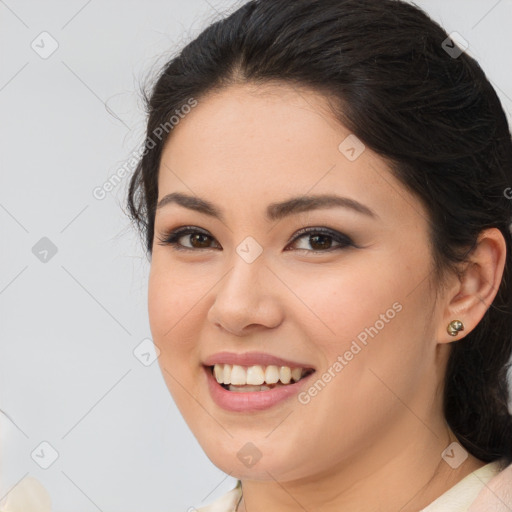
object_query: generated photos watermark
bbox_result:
[298,301,403,405]
[92,97,198,200]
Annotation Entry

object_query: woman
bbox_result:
[127,0,512,510]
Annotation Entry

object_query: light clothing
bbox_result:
[196,459,512,512]
[197,481,242,512]
[423,458,511,512]
[0,476,52,512]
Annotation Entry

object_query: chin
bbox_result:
[198,436,312,482]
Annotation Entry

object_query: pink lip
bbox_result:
[202,351,315,369]
[203,364,316,412]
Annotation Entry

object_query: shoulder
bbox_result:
[468,458,512,511]
[0,476,52,512]
[195,481,242,512]
[419,458,511,512]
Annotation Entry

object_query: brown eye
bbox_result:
[157,227,221,251]
[308,234,334,250]
[187,233,214,248]
[287,227,353,252]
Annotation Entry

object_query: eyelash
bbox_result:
[156,225,355,253]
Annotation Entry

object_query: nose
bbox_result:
[207,254,284,336]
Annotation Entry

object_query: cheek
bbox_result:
[149,261,196,335]
[281,263,394,342]
[286,259,427,395]
[302,274,432,428]
[148,269,176,340]
[147,263,204,363]
[148,265,206,415]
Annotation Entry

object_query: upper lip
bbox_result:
[203,351,315,369]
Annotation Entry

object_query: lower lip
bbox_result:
[203,365,315,412]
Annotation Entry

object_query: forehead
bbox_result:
[157,83,425,227]
[161,82,344,174]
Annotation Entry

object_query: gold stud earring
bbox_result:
[447,320,464,337]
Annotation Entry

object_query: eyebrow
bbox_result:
[156,192,378,222]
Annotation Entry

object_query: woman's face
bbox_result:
[149,83,449,481]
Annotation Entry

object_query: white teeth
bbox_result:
[264,365,280,384]
[222,364,232,385]
[279,366,292,384]
[213,365,224,383]
[228,384,271,392]
[212,363,310,386]
[230,365,246,385]
[291,367,302,381]
[246,365,265,385]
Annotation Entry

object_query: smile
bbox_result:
[203,364,316,412]
[211,363,315,391]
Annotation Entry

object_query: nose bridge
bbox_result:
[220,245,266,302]
[219,232,266,293]
[208,243,283,332]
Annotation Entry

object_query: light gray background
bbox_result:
[1,1,511,511]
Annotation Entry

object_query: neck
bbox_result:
[235,422,485,512]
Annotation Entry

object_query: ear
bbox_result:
[436,227,507,344]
